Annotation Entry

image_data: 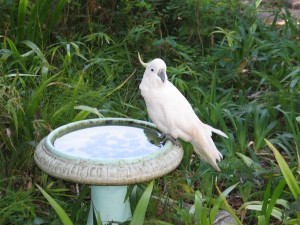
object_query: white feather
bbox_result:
[139,58,228,171]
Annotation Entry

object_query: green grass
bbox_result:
[1,0,300,224]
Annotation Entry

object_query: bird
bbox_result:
[138,53,228,171]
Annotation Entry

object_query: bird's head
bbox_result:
[138,53,167,84]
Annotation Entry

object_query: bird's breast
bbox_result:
[140,89,169,134]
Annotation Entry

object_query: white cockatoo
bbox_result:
[138,54,228,171]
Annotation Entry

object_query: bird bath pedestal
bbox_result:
[34,118,183,224]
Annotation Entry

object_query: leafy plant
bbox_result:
[130,181,154,225]
[253,106,276,151]
[16,0,68,46]
[265,140,300,199]
[36,184,73,225]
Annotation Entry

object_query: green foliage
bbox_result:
[215,182,242,225]
[15,0,68,45]
[266,140,300,200]
[130,181,154,225]
[0,177,37,224]
[36,184,73,225]
[0,0,300,224]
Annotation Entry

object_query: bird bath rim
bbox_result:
[34,118,184,185]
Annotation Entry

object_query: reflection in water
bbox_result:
[54,125,163,159]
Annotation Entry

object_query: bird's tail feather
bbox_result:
[191,127,223,171]
[191,140,222,171]
[204,124,228,138]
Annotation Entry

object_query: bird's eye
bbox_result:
[151,69,154,72]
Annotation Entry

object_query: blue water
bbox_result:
[54,125,163,159]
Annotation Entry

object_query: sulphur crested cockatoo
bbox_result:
[138,54,228,171]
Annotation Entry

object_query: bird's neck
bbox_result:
[140,76,167,90]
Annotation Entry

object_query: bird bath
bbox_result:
[34,118,183,224]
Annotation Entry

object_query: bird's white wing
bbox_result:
[158,82,224,171]
[156,81,201,141]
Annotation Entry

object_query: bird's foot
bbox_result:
[160,133,180,146]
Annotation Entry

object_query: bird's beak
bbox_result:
[157,69,166,83]
[138,52,148,68]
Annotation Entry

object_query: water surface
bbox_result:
[54,125,163,159]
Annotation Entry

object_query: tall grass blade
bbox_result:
[73,105,103,121]
[104,69,137,98]
[5,37,21,55]
[194,191,203,223]
[7,101,19,137]
[210,67,217,103]
[255,0,263,9]
[236,152,263,172]
[296,116,300,124]
[145,219,173,224]
[266,179,286,223]
[92,204,103,225]
[48,0,68,31]
[36,184,73,225]
[254,71,282,90]
[17,0,28,42]
[210,182,240,223]
[257,215,267,225]
[215,182,242,225]
[261,177,272,216]
[25,1,38,42]
[241,203,284,220]
[28,73,60,118]
[70,185,90,221]
[201,204,207,225]
[22,40,48,64]
[265,139,300,199]
[130,181,154,225]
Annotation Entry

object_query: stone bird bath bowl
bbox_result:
[34,118,183,224]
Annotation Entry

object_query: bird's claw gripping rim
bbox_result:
[160,133,181,146]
